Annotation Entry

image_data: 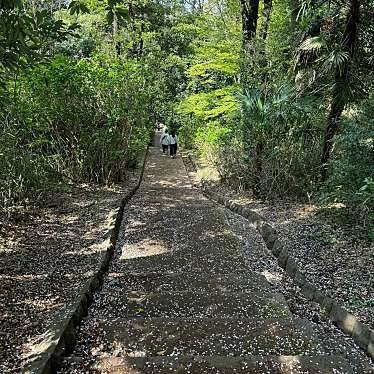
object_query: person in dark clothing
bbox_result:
[169,131,178,158]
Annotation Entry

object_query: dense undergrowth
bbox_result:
[1,57,157,207]
[172,0,374,237]
[0,0,373,238]
[1,59,153,206]
[0,0,179,208]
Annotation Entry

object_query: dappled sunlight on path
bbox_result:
[60,136,373,374]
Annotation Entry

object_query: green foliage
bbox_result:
[238,83,324,196]
[0,55,158,207]
[0,1,77,71]
[1,0,373,247]
[195,122,231,159]
[0,0,190,209]
[174,12,242,185]
[56,36,97,57]
[159,22,198,56]
[0,0,79,106]
[69,1,90,15]
[187,50,239,79]
[178,87,239,119]
[320,98,374,231]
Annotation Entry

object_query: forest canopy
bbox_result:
[1,0,373,236]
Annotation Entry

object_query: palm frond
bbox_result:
[272,83,296,105]
[322,50,349,74]
[296,0,313,22]
[299,36,324,52]
[237,88,261,112]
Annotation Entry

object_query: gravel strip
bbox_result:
[223,206,374,369]
[203,183,374,331]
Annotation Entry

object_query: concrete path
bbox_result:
[62,138,372,373]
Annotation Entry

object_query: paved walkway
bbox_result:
[62,138,372,373]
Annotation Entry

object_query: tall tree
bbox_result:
[240,0,259,51]
[321,0,360,182]
[289,0,300,32]
[260,0,272,40]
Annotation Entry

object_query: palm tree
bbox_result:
[293,0,361,182]
[239,84,294,193]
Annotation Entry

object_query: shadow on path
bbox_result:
[60,137,373,373]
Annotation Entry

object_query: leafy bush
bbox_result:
[0,55,157,208]
[237,84,325,198]
[0,129,55,207]
[56,37,97,57]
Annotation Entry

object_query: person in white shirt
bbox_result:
[160,129,170,154]
[169,131,178,158]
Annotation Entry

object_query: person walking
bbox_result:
[160,129,170,154]
[169,131,178,158]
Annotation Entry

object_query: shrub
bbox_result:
[0,55,156,208]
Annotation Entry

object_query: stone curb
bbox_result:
[24,148,149,374]
[200,187,374,360]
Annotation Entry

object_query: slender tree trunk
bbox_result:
[321,0,360,182]
[128,2,138,57]
[240,0,259,88]
[289,0,300,32]
[259,0,272,82]
[260,0,272,40]
[137,11,145,60]
[240,0,260,193]
[240,0,259,52]
[253,140,264,193]
[251,0,272,194]
[113,13,121,56]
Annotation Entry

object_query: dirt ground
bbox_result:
[0,174,139,373]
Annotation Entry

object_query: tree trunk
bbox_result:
[253,140,264,194]
[240,0,259,89]
[113,13,121,56]
[137,11,145,60]
[321,0,360,182]
[240,0,259,52]
[128,2,138,57]
[240,0,260,193]
[289,0,300,32]
[260,0,272,40]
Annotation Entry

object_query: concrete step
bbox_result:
[100,317,320,357]
[120,250,249,274]
[103,290,290,319]
[95,355,372,374]
[105,271,271,293]
[120,211,237,253]
[118,229,242,261]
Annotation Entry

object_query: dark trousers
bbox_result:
[162,144,168,153]
[170,144,177,156]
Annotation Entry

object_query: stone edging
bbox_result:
[24,148,149,374]
[182,151,373,360]
[202,188,374,360]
